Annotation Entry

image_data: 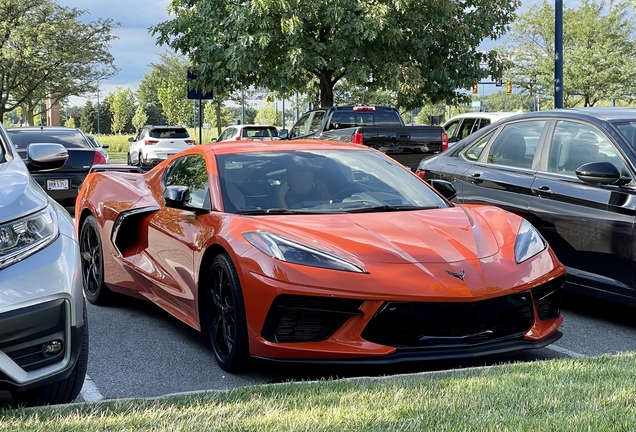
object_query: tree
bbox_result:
[0,0,119,120]
[152,0,518,109]
[498,0,636,107]
[254,104,282,126]
[204,103,233,130]
[80,101,97,134]
[110,87,135,134]
[132,105,149,133]
[98,101,113,135]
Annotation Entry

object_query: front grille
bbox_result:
[261,295,363,343]
[531,275,565,320]
[0,299,67,371]
[361,293,534,348]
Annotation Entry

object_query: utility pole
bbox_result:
[555,0,564,108]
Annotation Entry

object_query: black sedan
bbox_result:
[7,127,108,208]
[416,107,636,306]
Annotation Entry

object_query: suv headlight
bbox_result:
[243,231,367,273]
[514,219,546,264]
[0,206,59,270]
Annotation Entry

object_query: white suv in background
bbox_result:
[127,125,195,166]
[444,112,521,146]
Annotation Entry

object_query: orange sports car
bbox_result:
[75,140,565,372]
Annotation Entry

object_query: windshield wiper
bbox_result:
[345,205,439,213]
[237,208,322,215]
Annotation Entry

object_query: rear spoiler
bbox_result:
[89,164,143,173]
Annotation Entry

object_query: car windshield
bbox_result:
[149,128,189,139]
[7,129,91,149]
[613,121,636,148]
[218,149,449,214]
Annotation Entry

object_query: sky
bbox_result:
[56,0,568,106]
[58,0,171,106]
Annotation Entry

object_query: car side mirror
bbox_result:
[25,143,68,172]
[163,185,209,214]
[128,137,134,142]
[211,138,218,143]
[278,129,289,140]
[429,179,457,201]
[101,144,110,149]
[575,161,625,185]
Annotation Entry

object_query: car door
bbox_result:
[137,154,212,324]
[529,119,636,299]
[458,119,548,217]
[289,112,312,139]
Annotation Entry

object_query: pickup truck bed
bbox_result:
[280,106,448,170]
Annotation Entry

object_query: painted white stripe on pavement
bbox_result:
[79,374,104,402]
[546,344,586,358]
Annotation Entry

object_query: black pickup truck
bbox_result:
[279,106,448,169]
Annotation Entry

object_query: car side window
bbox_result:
[290,112,312,138]
[487,121,545,169]
[476,118,491,130]
[164,155,210,209]
[308,112,325,134]
[444,120,460,138]
[547,121,627,176]
[458,118,477,140]
[464,131,495,161]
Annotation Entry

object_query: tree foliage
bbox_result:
[498,0,636,107]
[0,0,119,119]
[80,101,97,134]
[132,105,149,133]
[110,87,135,134]
[153,0,519,109]
[254,103,282,126]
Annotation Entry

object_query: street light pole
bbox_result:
[97,83,101,134]
[555,0,564,108]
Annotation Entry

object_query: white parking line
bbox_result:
[79,374,104,402]
[546,344,586,358]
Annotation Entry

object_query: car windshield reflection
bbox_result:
[217,150,448,214]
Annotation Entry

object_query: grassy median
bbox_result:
[2,353,636,431]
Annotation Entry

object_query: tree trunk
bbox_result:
[215,99,222,136]
[319,70,335,107]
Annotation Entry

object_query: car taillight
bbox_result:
[442,132,449,152]
[351,131,364,145]
[415,169,425,179]
[185,139,195,145]
[144,140,158,145]
[92,152,106,166]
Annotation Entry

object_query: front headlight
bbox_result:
[0,205,59,270]
[514,219,546,264]
[243,231,367,273]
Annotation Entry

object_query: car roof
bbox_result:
[533,107,636,122]
[445,112,521,123]
[204,138,367,155]
[7,126,82,133]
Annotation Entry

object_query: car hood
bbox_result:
[248,206,502,265]
[0,158,48,223]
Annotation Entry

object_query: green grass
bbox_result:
[2,353,636,431]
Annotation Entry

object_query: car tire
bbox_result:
[206,253,250,372]
[127,152,132,166]
[11,301,89,406]
[138,152,144,167]
[80,215,112,305]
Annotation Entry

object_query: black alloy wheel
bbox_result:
[207,253,250,372]
[79,216,111,305]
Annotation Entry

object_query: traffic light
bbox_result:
[472,83,479,95]
[506,80,512,95]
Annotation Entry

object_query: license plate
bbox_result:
[47,179,69,190]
